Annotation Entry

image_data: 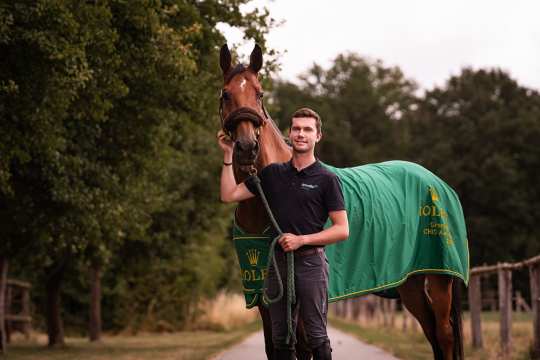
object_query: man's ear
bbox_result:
[316,131,322,142]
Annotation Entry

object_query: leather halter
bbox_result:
[219,66,270,139]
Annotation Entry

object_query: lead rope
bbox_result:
[250,173,296,345]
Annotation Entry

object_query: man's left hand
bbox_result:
[278,233,305,252]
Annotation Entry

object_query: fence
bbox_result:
[330,295,418,331]
[330,253,540,359]
[468,254,540,358]
[3,279,32,342]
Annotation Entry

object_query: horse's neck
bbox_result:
[235,117,291,234]
[257,117,292,165]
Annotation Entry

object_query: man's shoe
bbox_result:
[274,348,295,360]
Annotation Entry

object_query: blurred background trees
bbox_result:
[0,0,539,348]
[0,0,274,346]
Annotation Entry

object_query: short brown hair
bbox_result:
[290,107,322,133]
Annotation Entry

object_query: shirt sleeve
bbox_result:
[324,174,345,212]
[243,164,272,195]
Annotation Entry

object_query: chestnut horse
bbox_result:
[218,44,464,360]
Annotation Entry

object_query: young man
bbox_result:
[218,108,349,360]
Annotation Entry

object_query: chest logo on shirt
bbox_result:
[301,183,319,190]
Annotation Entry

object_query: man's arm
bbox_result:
[278,210,349,252]
[218,131,255,203]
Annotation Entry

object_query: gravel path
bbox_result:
[212,325,401,359]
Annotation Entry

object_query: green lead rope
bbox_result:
[251,175,296,345]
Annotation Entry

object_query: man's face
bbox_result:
[289,117,321,154]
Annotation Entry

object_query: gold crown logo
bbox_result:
[246,249,260,266]
[429,186,439,202]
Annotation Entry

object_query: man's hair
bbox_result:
[290,107,322,134]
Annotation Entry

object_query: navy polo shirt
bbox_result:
[244,159,345,249]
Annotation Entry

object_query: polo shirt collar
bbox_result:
[286,158,321,175]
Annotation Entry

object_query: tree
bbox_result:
[1,0,276,344]
[272,54,418,166]
[405,68,540,265]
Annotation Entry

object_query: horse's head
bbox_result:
[219,44,267,174]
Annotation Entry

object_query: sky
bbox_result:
[217,0,540,91]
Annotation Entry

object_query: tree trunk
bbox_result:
[46,262,66,347]
[0,257,8,354]
[89,263,102,342]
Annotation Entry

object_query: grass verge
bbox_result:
[330,311,533,360]
[5,320,261,360]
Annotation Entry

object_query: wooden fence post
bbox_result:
[21,287,31,339]
[530,264,540,358]
[498,265,512,357]
[381,298,389,327]
[0,258,8,354]
[389,299,396,328]
[5,285,12,343]
[352,298,361,321]
[468,274,483,348]
[402,307,408,331]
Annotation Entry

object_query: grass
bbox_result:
[195,291,259,331]
[4,292,260,360]
[330,311,534,360]
[5,321,260,360]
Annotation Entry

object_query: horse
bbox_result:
[218,43,465,360]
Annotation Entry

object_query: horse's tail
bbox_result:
[451,278,464,360]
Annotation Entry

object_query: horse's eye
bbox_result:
[257,92,264,100]
[222,90,231,101]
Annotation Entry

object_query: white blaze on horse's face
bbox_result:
[239,78,247,92]
[289,117,322,155]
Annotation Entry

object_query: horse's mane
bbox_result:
[265,114,291,147]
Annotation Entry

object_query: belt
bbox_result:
[294,246,324,257]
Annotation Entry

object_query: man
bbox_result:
[218,108,349,360]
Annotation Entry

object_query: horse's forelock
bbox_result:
[224,64,248,84]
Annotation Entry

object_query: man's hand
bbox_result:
[278,233,305,252]
[217,130,233,155]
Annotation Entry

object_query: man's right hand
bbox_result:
[218,129,255,203]
[217,130,233,155]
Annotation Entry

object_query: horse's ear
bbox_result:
[220,44,232,74]
[249,44,263,73]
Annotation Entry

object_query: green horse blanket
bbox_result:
[233,160,469,307]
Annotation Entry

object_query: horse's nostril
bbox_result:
[235,140,244,152]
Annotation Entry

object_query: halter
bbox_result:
[219,103,265,138]
[218,65,270,140]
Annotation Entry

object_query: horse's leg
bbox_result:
[426,275,454,360]
[397,275,442,360]
[258,304,274,360]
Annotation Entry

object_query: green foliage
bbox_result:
[405,68,540,265]
[1,0,273,332]
[3,0,538,337]
[272,54,418,166]
[273,57,540,269]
